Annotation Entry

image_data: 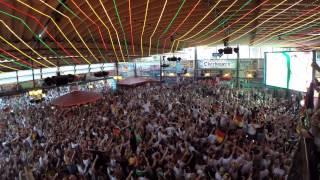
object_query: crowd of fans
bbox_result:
[0,79,309,179]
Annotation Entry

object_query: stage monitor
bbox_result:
[265,51,313,92]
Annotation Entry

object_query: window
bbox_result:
[18,70,33,82]
[239,45,250,59]
[42,67,58,78]
[75,64,89,75]
[60,65,75,75]
[0,71,17,85]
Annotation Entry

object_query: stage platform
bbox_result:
[118,77,160,88]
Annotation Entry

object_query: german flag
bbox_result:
[215,129,226,144]
[233,113,244,128]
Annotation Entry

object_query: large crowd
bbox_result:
[0,79,316,180]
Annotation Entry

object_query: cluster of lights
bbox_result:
[28,89,46,100]
[246,72,254,79]
[113,76,123,80]
[223,73,231,78]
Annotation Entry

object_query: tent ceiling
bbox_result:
[0,0,319,72]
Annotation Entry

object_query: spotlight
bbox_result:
[234,48,239,53]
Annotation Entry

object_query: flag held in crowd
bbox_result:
[215,129,225,143]
[233,113,244,128]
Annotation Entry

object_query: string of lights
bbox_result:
[253,13,320,45]
[148,0,168,56]
[194,0,271,45]
[181,0,239,42]
[84,0,121,62]
[0,47,34,68]
[0,10,70,65]
[70,0,109,61]
[170,0,223,53]
[0,20,56,67]
[161,0,200,54]
[128,0,135,56]
[0,54,31,69]
[0,0,82,65]
[189,0,253,43]
[112,0,129,57]
[0,61,19,71]
[140,0,150,57]
[99,0,126,61]
[58,0,107,63]
[229,0,302,43]
[0,35,48,67]
[17,0,92,65]
[156,0,186,54]
[39,0,100,63]
[252,7,320,45]
[205,0,288,46]
[255,20,320,46]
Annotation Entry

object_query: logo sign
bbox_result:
[198,60,236,69]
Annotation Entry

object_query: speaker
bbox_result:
[161,64,170,68]
[223,47,233,54]
[234,48,239,53]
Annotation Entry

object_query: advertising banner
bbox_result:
[198,60,236,69]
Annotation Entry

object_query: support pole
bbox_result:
[236,45,240,88]
[116,61,119,77]
[194,47,198,81]
[134,60,137,77]
[16,70,19,91]
[312,50,316,81]
[32,60,35,88]
[160,56,163,82]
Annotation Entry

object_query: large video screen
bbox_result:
[265,51,313,92]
